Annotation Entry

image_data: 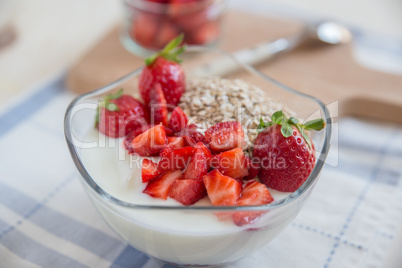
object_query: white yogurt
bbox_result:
[80,129,293,265]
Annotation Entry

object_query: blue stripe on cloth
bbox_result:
[0,182,124,261]
[336,161,401,186]
[0,229,88,268]
[323,128,401,267]
[339,137,402,157]
[110,245,150,268]
[0,219,10,238]
[29,206,124,261]
[0,76,65,138]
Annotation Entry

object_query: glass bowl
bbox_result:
[64,46,332,267]
[121,0,225,57]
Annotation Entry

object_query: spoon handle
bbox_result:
[190,31,307,78]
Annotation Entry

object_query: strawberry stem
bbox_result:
[257,110,326,149]
[145,34,186,66]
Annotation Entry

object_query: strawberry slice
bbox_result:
[194,142,212,165]
[169,179,207,205]
[168,106,188,133]
[149,84,169,126]
[131,124,167,156]
[159,146,174,157]
[243,157,260,180]
[167,136,186,149]
[203,169,242,206]
[125,124,155,154]
[141,159,162,183]
[180,124,207,146]
[183,135,196,147]
[210,148,249,179]
[143,170,182,200]
[232,180,274,226]
[205,121,244,152]
[158,146,194,171]
[183,146,208,181]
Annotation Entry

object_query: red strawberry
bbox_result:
[139,35,186,107]
[143,170,182,200]
[183,145,208,181]
[205,121,244,152]
[188,21,220,45]
[154,20,180,49]
[125,124,174,154]
[142,158,162,183]
[149,84,169,126]
[194,142,213,165]
[243,157,260,181]
[210,148,248,179]
[183,135,196,147]
[131,124,167,156]
[124,131,138,154]
[158,146,194,171]
[172,7,207,33]
[181,124,207,146]
[203,169,242,206]
[96,89,149,138]
[168,106,188,133]
[169,179,207,205]
[159,145,174,157]
[130,13,159,49]
[232,180,274,226]
[167,136,186,149]
[253,111,325,192]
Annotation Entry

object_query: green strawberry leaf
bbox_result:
[271,110,284,124]
[145,54,158,66]
[302,129,312,148]
[161,34,184,54]
[257,117,267,132]
[289,117,299,125]
[303,118,326,131]
[145,34,185,66]
[281,122,293,137]
[94,105,100,128]
[257,117,273,132]
[107,88,123,100]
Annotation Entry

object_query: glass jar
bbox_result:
[121,0,225,57]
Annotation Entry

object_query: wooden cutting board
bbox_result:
[66,11,402,124]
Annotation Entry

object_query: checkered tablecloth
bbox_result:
[0,76,401,268]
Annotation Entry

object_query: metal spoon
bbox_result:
[191,21,353,77]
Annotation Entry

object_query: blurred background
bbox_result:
[0,0,401,106]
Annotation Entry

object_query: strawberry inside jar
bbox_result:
[124,0,224,51]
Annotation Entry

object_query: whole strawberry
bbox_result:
[96,89,149,138]
[253,111,325,192]
[139,34,186,107]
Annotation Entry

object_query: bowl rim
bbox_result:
[64,46,332,212]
